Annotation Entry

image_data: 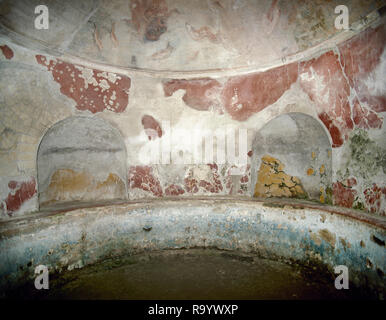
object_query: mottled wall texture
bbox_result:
[0,1,385,218]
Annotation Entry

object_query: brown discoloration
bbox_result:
[36,55,131,113]
[338,24,386,113]
[42,169,125,206]
[222,63,298,121]
[318,229,336,248]
[339,237,351,251]
[151,42,174,60]
[94,24,103,51]
[370,234,385,247]
[266,0,279,23]
[184,176,199,194]
[263,0,280,35]
[96,173,125,194]
[299,51,353,147]
[254,155,306,199]
[8,181,18,189]
[299,28,385,147]
[185,23,221,43]
[163,78,223,112]
[366,258,373,268]
[141,115,162,140]
[307,168,314,176]
[240,175,248,183]
[3,178,36,216]
[130,0,170,41]
[146,16,167,41]
[0,44,13,59]
[165,184,185,196]
[310,231,322,246]
[128,166,163,197]
[352,98,383,130]
[184,164,223,194]
[333,181,357,208]
[364,184,386,216]
[111,22,119,47]
[198,164,223,193]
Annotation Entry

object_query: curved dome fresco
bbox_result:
[0,0,383,72]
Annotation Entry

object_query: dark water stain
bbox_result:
[5,249,374,300]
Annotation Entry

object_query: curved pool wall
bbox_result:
[0,198,385,297]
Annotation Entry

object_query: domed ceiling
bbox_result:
[0,0,384,72]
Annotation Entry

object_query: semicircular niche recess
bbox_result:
[37,116,127,208]
[251,112,332,203]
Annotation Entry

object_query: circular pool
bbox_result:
[0,198,385,299]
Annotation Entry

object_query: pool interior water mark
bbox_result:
[5,248,379,300]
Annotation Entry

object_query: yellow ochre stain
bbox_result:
[42,169,125,205]
[254,155,306,198]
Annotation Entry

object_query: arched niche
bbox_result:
[250,113,332,203]
[37,116,127,208]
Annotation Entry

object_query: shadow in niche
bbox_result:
[251,112,332,203]
[36,116,128,209]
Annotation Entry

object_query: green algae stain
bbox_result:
[347,129,385,179]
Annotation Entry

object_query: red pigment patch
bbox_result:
[338,24,386,113]
[266,0,279,22]
[36,55,131,113]
[364,184,386,215]
[352,98,383,130]
[0,45,13,59]
[333,181,356,208]
[222,62,298,121]
[344,177,357,188]
[184,164,223,194]
[247,150,253,157]
[163,78,223,112]
[186,24,220,43]
[142,115,162,140]
[184,176,199,193]
[8,180,18,189]
[198,164,223,193]
[299,51,353,147]
[240,175,249,183]
[239,164,251,194]
[226,177,232,190]
[318,112,344,148]
[4,178,36,216]
[165,184,185,196]
[128,166,162,197]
